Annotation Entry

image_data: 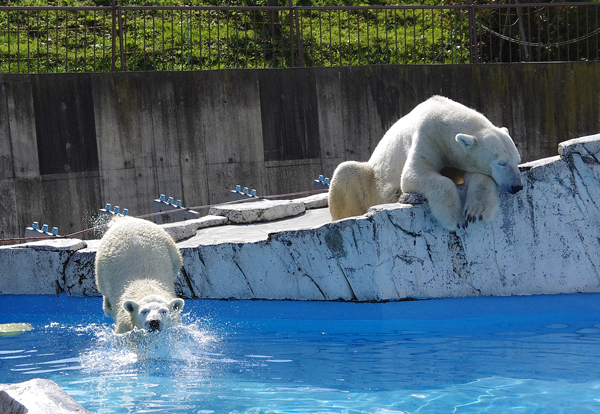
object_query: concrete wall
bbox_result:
[1,63,599,240]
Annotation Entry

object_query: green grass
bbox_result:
[1,1,454,6]
[1,1,597,72]
[0,2,471,72]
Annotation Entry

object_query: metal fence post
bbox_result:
[288,0,295,67]
[111,0,117,70]
[117,5,125,70]
[468,1,479,64]
[514,0,531,61]
[293,5,303,67]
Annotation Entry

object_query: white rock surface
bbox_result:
[161,215,229,242]
[0,379,94,414]
[1,134,599,301]
[293,192,329,209]
[209,199,306,223]
[176,134,600,300]
[0,239,86,295]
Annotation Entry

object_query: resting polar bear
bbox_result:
[95,216,185,333]
[329,96,523,230]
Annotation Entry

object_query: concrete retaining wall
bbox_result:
[1,63,600,240]
[0,134,599,301]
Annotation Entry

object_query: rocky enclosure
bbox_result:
[1,135,599,301]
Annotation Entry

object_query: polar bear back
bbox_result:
[94,216,182,307]
[370,97,493,174]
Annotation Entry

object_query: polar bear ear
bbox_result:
[170,298,185,312]
[123,300,138,314]
[456,133,476,150]
[501,127,509,135]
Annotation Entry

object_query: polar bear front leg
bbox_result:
[102,296,114,318]
[402,168,466,230]
[463,172,499,223]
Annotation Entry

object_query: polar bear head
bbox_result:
[123,294,185,332]
[456,127,523,194]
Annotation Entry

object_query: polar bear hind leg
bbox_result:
[329,161,376,220]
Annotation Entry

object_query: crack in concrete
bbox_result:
[574,145,600,165]
[569,155,600,223]
[558,155,595,220]
[490,224,506,286]
[448,232,469,279]
[383,210,423,238]
[336,262,357,301]
[275,238,328,300]
[423,239,434,265]
[301,271,327,300]
[195,250,213,290]
[179,265,199,299]
[574,227,600,286]
[60,249,80,296]
[66,255,96,296]
[232,258,256,296]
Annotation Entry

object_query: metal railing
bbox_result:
[1,3,599,73]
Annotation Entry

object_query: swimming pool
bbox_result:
[1,293,600,413]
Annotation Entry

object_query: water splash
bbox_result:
[81,210,112,239]
[79,320,218,373]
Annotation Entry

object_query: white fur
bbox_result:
[329,96,523,229]
[95,216,185,333]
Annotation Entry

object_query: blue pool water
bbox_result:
[1,293,600,413]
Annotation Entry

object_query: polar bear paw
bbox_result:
[464,199,495,223]
[446,209,468,230]
[429,203,468,230]
[463,173,499,224]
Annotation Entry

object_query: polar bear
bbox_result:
[94,216,185,333]
[329,96,523,230]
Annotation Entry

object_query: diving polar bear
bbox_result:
[95,216,185,333]
[328,96,523,230]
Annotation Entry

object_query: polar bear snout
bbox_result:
[148,319,162,332]
[498,176,523,194]
[498,180,523,194]
[141,307,168,332]
[492,162,523,195]
[509,184,523,194]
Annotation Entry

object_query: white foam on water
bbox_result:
[78,320,218,372]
